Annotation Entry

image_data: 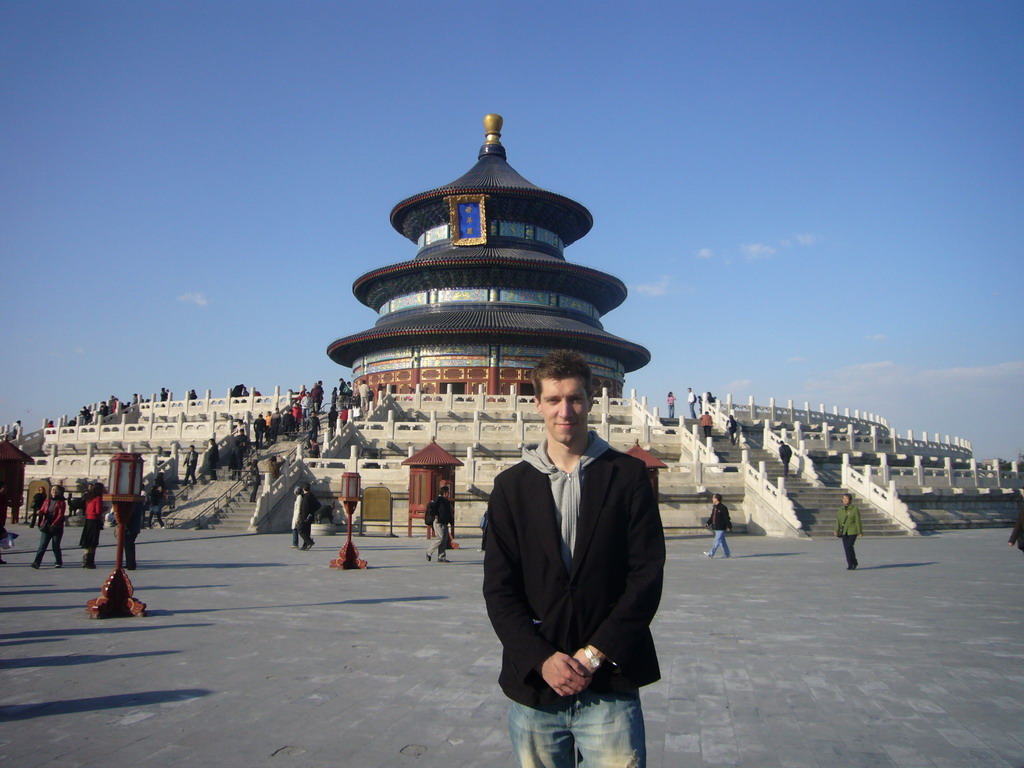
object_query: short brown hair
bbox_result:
[531,350,593,400]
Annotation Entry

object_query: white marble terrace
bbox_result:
[7,384,1019,538]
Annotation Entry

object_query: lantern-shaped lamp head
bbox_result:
[107,452,144,501]
[340,472,362,504]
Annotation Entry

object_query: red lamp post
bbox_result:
[330,471,367,570]
[87,453,147,618]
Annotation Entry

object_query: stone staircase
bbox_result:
[210,497,257,532]
[709,429,910,537]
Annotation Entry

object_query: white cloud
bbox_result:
[695,247,714,259]
[178,292,208,306]
[741,243,777,260]
[866,334,887,342]
[632,275,672,296]
[787,356,807,363]
[794,233,818,246]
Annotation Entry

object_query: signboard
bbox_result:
[361,486,393,523]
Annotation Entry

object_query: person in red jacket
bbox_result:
[32,485,67,569]
[79,482,105,569]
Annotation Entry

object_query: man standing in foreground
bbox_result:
[483,350,665,767]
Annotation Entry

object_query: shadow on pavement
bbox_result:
[145,593,448,616]
[0,688,211,721]
[732,553,803,558]
[858,562,937,569]
[0,584,230,596]
[0,649,180,671]
[0,623,214,643]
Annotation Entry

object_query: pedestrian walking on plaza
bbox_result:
[147,482,166,529]
[32,485,67,569]
[778,441,793,478]
[0,480,10,564]
[687,387,697,419]
[699,411,713,439]
[203,438,219,482]
[183,445,199,486]
[666,391,676,419]
[28,486,47,528]
[290,487,303,548]
[298,483,319,550]
[483,350,665,767]
[703,493,732,558]
[1006,490,1023,556]
[726,414,738,445]
[836,493,862,570]
[79,482,105,568]
[124,499,145,570]
[424,485,452,563]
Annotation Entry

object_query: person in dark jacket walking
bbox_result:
[704,494,732,558]
[298,483,320,550]
[203,438,219,482]
[182,445,199,486]
[1008,490,1024,556]
[778,442,793,477]
[425,485,453,563]
[124,499,146,570]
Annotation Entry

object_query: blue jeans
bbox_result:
[509,689,646,768]
[709,530,730,558]
[33,526,64,566]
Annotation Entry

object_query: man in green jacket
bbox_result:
[835,494,863,570]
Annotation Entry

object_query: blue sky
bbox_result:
[2,1,1022,459]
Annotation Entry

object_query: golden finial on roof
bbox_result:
[484,114,503,145]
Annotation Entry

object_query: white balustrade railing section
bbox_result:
[762,422,823,486]
[714,394,971,459]
[840,457,917,533]
[743,461,805,537]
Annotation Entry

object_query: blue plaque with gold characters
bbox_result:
[447,194,488,246]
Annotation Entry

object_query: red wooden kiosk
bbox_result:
[402,440,463,545]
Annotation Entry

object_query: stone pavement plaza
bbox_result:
[2,527,1022,768]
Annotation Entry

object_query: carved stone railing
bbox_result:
[742,461,806,538]
[840,457,918,533]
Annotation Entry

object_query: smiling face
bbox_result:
[535,376,592,454]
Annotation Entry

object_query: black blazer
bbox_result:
[482,448,665,708]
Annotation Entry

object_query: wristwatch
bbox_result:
[582,645,602,672]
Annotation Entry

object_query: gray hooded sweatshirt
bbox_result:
[522,431,612,572]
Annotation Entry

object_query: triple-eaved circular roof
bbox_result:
[327,116,650,375]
